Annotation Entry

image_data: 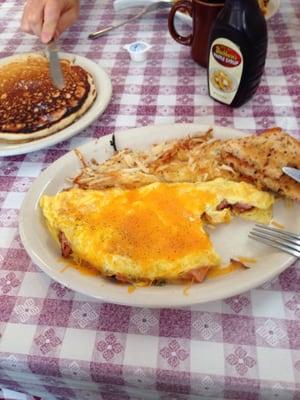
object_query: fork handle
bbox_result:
[88,26,117,39]
[88,7,148,39]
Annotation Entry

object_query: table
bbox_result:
[0,0,299,399]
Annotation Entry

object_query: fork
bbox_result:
[88,0,172,39]
[249,224,300,258]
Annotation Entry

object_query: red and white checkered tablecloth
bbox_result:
[0,0,299,399]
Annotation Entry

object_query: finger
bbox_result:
[21,1,33,33]
[55,8,79,37]
[23,0,44,37]
[41,0,61,43]
[53,29,60,41]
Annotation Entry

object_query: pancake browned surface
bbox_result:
[0,53,96,141]
[221,127,300,201]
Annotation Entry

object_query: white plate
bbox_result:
[19,123,299,308]
[266,0,280,20]
[113,0,280,28]
[0,53,112,157]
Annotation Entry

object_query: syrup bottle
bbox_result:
[207,0,268,107]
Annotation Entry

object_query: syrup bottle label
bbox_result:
[208,38,244,105]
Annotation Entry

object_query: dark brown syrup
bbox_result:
[207,0,268,107]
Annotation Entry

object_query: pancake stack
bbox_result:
[0,54,96,141]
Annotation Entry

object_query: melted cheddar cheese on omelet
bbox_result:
[39,178,274,284]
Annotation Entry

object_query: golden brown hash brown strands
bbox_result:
[71,128,299,199]
[150,130,214,170]
[71,129,237,190]
[74,148,89,168]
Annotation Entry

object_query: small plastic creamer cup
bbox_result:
[123,41,152,62]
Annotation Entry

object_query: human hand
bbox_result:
[21,0,80,43]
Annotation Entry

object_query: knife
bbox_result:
[47,40,65,89]
[282,167,300,183]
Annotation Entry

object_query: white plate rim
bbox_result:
[19,123,297,308]
[0,52,112,157]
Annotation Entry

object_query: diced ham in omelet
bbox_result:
[40,179,274,285]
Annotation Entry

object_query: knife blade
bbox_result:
[47,41,65,89]
[282,167,300,183]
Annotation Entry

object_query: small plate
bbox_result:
[0,53,112,157]
[19,123,299,308]
[266,0,281,20]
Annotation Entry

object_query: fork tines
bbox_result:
[249,224,300,258]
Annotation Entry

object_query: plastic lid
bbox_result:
[123,41,152,62]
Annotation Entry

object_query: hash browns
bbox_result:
[73,129,240,190]
[72,127,300,201]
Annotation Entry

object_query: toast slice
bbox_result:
[221,127,300,201]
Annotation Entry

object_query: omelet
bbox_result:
[39,179,274,284]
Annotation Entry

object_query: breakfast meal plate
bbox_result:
[19,123,300,308]
[0,53,112,157]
